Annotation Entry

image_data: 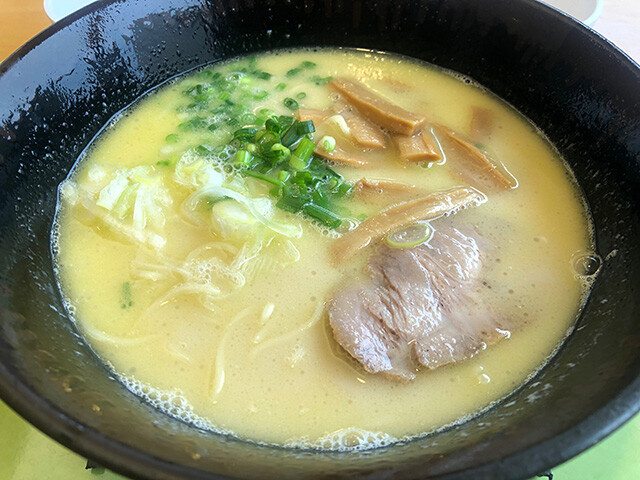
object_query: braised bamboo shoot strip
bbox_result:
[297,108,330,126]
[330,78,426,135]
[439,126,516,190]
[393,128,442,163]
[469,106,495,141]
[331,187,487,263]
[354,178,417,197]
[313,142,371,167]
[333,101,387,149]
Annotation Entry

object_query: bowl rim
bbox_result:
[1,0,639,479]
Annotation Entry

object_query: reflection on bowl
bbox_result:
[541,0,605,25]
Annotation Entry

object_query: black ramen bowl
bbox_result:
[1,0,639,478]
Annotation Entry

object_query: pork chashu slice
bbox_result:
[328,228,511,381]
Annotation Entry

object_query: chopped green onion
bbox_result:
[253,89,269,100]
[235,150,253,165]
[256,131,280,153]
[326,177,339,190]
[178,117,206,131]
[276,186,310,213]
[275,83,287,91]
[246,143,258,154]
[311,75,333,86]
[259,108,275,117]
[278,170,291,182]
[165,133,180,144]
[292,171,314,188]
[120,282,133,309]
[244,170,284,187]
[265,117,283,134]
[297,120,315,135]
[195,145,212,156]
[293,137,316,163]
[283,97,299,110]
[296,92,307,100]
[336,182,353,197]
[278,115,295,132]
[311,188,329,208]
[270,143,291,159]
[281,122,302,147]
[301,61,317,69]
[286,67,301,78]
[321,136,336,153]
[156,160,171,167]
[289,154,308,171]
[233,127,258,141]
[207,123,219,132]
[302,204,342,229]
[240,113,258,125]
[255,71,272,80]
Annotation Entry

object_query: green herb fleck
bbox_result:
[310,75,333,86]
[120,282,133,309]
[283,97,299,110]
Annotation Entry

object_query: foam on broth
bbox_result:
[53,48,594,449]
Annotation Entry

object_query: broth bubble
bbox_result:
[572,252,602,277]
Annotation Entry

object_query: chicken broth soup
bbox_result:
[53,48,595,449]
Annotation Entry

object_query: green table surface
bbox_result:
[1,400,639,479]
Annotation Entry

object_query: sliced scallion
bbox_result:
[235,150,253,165]
[293,137,316,163]
[165,133,180,144]
[283,97,299,110]
[321,135,336,152]
[302,204,342,229]
[244,170,284,187]
[386,223,433,249]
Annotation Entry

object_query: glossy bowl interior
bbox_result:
[1,1,639,479]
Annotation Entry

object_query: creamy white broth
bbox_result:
[54,48,593,449]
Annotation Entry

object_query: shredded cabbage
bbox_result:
[175,153,303,239]
[62,166,172,249]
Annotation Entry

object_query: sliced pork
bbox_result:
[328,228,511,381]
